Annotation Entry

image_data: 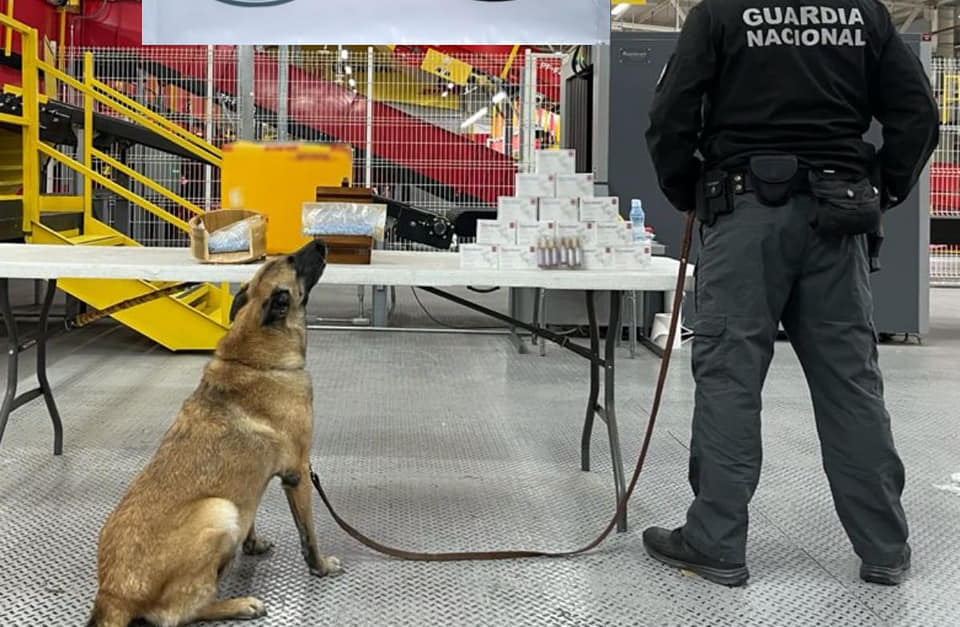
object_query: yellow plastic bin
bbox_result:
[221,141,354,254]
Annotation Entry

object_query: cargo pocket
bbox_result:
[692,314,729,388]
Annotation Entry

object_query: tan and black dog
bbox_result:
[88,239,339,627]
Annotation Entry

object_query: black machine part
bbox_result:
[372,195,455,250]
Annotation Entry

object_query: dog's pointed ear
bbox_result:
[261,287,291,326]
[229,284,250,323]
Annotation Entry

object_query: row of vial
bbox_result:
[537,236,583,269]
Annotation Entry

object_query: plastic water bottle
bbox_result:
[629,199,646,243]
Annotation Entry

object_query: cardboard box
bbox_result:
[460,244,500,270]
[582,246,615,271]
[555,173,595,198]
[580,196,620,223]
[476,219,517,246]
[614,244,653,269]
[517,221,557,247]
[516,173,556,198]
[534,149,576,175]
[499,244,540,270]
[538,197,580,224]
[498,196,539,223]
[557,222,588,245]
[596,222,621,247]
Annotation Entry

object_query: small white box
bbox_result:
[557,222,587,245]
[580,221,599,247]
[615,221,636,246]
[517,221,557,247]
[580,196,620,222]
[555,173,595,198]
[475,219,517,246]
[582,246,615,271]
[614,244,653,269]
[538,197,580,224]
[499,244,539,270]
[534,149,576,175]
[498,196,538,223]
[516,173,556,198]
[596,222,621,247]
[460,244,500,270]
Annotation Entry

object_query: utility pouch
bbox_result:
[748,155,799,206]
[695,172,732,226]
[808,171,882,236]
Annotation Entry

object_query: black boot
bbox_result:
[642,527,749,587]
[860,543,911,586]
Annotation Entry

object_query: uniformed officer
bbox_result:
[644,0,939,587]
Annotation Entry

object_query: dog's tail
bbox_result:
[86,593,135,627]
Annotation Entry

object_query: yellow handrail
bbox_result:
[92,147,204,217]
[4,0,14,57]
[39,143,191,233]
[91,76,222,160]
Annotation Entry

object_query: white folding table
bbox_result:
[0,244,693,531]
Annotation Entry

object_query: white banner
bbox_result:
[142,0,611,46]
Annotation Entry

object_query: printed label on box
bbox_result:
[476,219,517,246]
[516,173,556,198]
[497,196,538,223]
[460,244,500,270]
[499,245,539,270]
[557,222,587,245]
[582,247,615,271]
[538,197,580,224]
[555,173,595,199]
[517,221,557,247]
[614,245,652,269]
[534,149,576,175]
[579,196,620,222]
[596,223,620,247]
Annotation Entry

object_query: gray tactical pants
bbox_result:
[683,191,908,566]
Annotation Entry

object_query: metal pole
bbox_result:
[365,46,374,188]
[204,45,214,210]
[237,46,256,141]
[278,45,290,142]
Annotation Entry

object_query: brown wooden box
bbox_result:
[189,209,267,264]
[314,234,374,265]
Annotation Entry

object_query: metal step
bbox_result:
[38,210,83,233]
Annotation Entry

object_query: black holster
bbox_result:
[695,171,733,226]
[868,226,883,273]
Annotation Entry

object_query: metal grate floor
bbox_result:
[1,285,959,626]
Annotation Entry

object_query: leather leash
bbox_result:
[67,282,199,329]
[310,210,696,561]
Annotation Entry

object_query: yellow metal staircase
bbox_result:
[1,13,234,350]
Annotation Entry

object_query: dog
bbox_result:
[87,239,339,627]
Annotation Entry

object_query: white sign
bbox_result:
[142,0,611,46]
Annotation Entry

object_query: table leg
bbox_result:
[38,280,63,455]
[580,291,600,473]
[0,279,64,455]
[0,278,20,447]
[604,291,627,532]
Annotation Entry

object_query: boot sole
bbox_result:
[860,562,911,586]
[644,542,750,587]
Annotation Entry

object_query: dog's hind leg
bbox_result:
[194,597,267,622]
[242,521,274,556]
[86,593,136,627]
[283,465,340,576]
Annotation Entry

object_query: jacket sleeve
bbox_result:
[870,13,940,207]
[644,3,717,212]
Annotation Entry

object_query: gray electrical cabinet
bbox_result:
[547,31,932,336]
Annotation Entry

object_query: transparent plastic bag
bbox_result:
[207,217,256,254]
[302,202,387,241]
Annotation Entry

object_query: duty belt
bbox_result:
[726,168,812,195]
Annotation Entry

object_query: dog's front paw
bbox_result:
[235,597,267,620]
[310,556,342,577]
[242,536,275,556]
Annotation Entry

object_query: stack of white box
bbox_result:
[460,149,652,270]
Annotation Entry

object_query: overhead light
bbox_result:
[611,3,630,17]
[492,90,507,104]
[348,78,357,87]
[447,82,455,90]
[340,48,349,60]
[441,90,449,98]
[460,107,488,129]
[344,65,353,75]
